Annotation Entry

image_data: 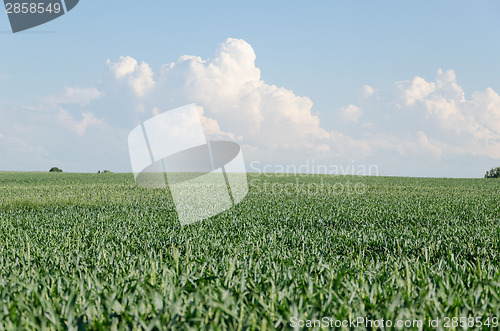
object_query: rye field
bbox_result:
[0,172,499,330]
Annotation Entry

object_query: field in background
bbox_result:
[0,172,499,329]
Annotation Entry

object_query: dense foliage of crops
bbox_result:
[0,172,499,330]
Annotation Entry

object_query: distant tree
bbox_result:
[485,167,500,178]
[49,167,63,173]
[97,170,100,173]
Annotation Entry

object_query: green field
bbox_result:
[0,172,499,330]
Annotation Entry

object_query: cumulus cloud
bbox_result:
[340,104,363,123]
[397,69,500,158]
[5,38,498,176]
[58,109,104,136]
[397,76,436,106]
[362,85,374,98]
[103,40,500,170]
[195,105,241,141]
[415,131,445,158]
[106,56,155,96]
[325,69,500,165]
[107,38,329,154]
[470,87,500,136]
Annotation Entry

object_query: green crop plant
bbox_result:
[0,172,499,330]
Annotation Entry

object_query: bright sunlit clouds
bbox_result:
[1,37,499,176]
[1,1,499,177]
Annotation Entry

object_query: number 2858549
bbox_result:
[5,2,62,14]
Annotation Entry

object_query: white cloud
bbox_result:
[397,69,500,158]
[103,41,500,172]
[58,109,104,136]
[48,87,102,106]
[195,105,241,141]
[397,76,436,106]
[361,131,462,160]
[107,38,329,154]
[340,104,363,123]
[469,87,500,136]
[327,130,371,158]
[106,56,155,96]
[107,56,137,78]
[4,39,499,176]
[415,131,445,158]
[362,85,374,98]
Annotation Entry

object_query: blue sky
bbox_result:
[1,1,500,177]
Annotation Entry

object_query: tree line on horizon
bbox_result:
[48,166,500,177]
[48,167,113,174]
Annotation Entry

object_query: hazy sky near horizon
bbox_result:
[1,1,500,177]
